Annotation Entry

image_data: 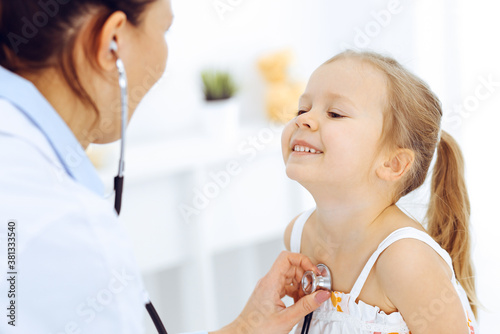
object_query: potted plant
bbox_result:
[200,69,239,140]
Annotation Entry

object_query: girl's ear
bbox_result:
[376,148,414,181]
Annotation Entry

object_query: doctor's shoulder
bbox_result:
[0,99,118,228]
[0,100,67,185]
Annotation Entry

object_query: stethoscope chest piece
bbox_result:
[301,263,332,295]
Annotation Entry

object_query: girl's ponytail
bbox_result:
[426,130,478,317]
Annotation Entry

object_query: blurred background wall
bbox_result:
[90,0,500,332]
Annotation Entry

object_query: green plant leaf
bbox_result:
[201,69,237,101]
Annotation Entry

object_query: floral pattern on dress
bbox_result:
[331,291,344,313]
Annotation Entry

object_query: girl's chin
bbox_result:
[285,168,315,185]
[285,168,346,191]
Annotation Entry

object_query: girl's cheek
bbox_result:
[281,124,295,157]
[281,123,293,143]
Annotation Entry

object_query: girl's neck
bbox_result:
[310,186,395,248]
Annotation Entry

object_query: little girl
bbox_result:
[282,50,478,334]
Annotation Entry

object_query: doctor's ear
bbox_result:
[376,148,415,182]
[95,11,127,71]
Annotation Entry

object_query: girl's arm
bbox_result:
[376,238,469,334]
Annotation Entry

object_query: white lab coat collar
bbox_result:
[0,66,104,196]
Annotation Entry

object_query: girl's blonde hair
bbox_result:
[326,50,478,317]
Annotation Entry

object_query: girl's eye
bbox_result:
[328,111,345,119]
[297,110,308,116]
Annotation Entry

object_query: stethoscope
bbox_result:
[300,264,333,334]
[109,40,168,334]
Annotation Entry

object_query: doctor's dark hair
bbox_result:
[0,0,156,113]
[325,50,478,318]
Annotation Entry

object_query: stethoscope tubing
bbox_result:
[112,50,168,334]
[301,312,313,334]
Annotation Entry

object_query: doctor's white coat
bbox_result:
[0,71,147,333]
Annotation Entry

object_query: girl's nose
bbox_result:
[295,112,318,131]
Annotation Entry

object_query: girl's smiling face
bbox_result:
[281,57,390,192]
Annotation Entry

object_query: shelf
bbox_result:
[94,123,285,186]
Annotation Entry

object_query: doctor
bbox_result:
[0,0,331,333]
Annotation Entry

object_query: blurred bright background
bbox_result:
[90,0,500,332]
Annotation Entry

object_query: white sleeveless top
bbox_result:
[289,208,478,334]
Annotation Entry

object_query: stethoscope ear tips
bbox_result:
[301,263,332,295]
[110,40,118,53]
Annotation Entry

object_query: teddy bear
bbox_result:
[257,49,305,123]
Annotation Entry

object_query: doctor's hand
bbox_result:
[211,251,331,334]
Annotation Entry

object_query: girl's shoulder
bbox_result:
[374,210,454,283]
[375,233,453,281]
[284,213,302,251]
[373,232,469,332]
[284,208,316,252]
